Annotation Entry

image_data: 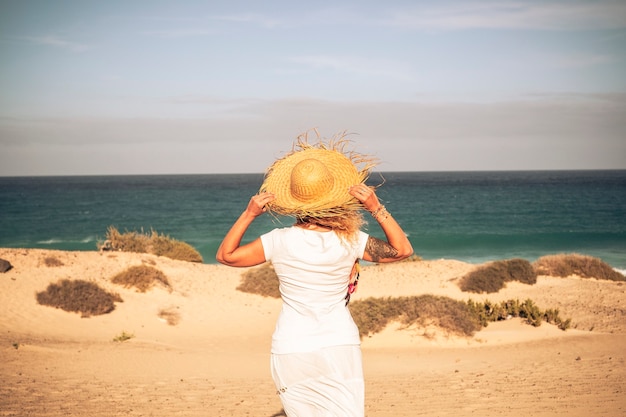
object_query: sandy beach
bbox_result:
[1,247,625,417]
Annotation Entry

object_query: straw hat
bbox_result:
[260,132,377,218]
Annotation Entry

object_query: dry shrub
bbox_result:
[459,258,537,293]
[158,307,181,326]
[237,263,280,298]
[533,253,625,281]
[349,295,483,338]
[504,258,537,284]
[349,297,402,337]
[43,256,64,267]
[460,266,506,294]
[111,265,171,292]
[99,226,203,263]
[101,226,148,253]
[36,279,123,317]
[148,231,203,263]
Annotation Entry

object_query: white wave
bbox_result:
[37,239,62,244]
[36,237,96,245]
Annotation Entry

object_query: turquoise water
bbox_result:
[1,171,625,270]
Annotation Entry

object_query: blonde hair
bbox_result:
[296,211,365,242]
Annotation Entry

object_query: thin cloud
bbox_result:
[209,13,282,29]
[523,91,626,104]
[549,53,614,69]
[141,28,213,39]
[288,55,415,81]
[383,0,626,31]
[18,35,90,52]
[139,13,280,37]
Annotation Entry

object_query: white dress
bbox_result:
[260,226,369,417]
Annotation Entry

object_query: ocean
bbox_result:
[1,171,625,271]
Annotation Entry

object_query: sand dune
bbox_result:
[1,248,625,416]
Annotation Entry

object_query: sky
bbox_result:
[1,0,625,175]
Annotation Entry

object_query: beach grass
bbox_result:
[99,226,203,263]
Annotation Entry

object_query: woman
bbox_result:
[216,134,413,417]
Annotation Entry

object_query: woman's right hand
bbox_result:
[246,192,275,217]
[216,192,274,267]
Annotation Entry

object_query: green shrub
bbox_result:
[543,308,571,331]
[111,264,171,292]
[36,279,123,317]
[533,253,625,281]
[501,299,522,318]
[467,299,507,326]
[98,226,203,263]
[466,298,571,330]
[236,263,281,298]
[113,331,134,342]
[459,258,537,293]
[518,298,542,327]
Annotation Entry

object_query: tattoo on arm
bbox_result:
[365,237,399,262]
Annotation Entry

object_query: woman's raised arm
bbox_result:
[349,184,413,263]
[216,192,275,267]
